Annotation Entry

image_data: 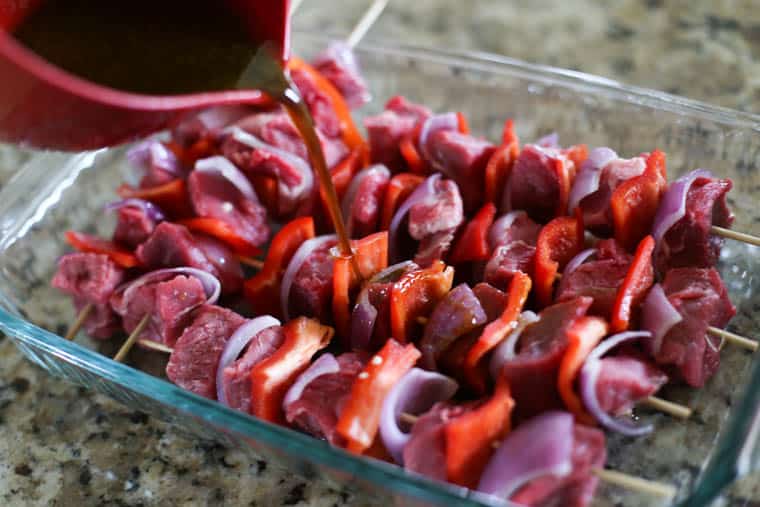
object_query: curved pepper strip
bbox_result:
[380,173,425,230]
[610,235,656,332]
[65,231,140,269]
[456,112,470,135]
[177,217,263,257]
[484,119,520,204]
[333,231,389,340]
[250,174,279,215]
[463,272,532,393]
[335,338,421,454]
[611,150,667,250]
[444,374,514,488]
[244,217,315,318]
[563,144,588,174]
[557,316,609,425]
[117,179,193,219]
[249,317,334,423]
[534,212,584,307]
[390,261,455,343]
[287,57,367,156]
[448,202,497,264]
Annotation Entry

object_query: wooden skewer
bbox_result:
[137,339,174,354]
[641,396,692,419]
[345,0,389,49]
[711,225,760,248]
[707,326,758,352]
[64,303,93,340]
[113,314,151,363]
[238,256,265,270]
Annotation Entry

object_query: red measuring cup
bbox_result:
[0,0,289,151]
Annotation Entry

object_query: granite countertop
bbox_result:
[3,1,760,505]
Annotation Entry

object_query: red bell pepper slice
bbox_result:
[335,339,421,454]
[249,317,333,423]
[557,316,608,425]
[484,120,520,204]
[250,174,279,215]
[380,173,425,231]
[534,212,584,307]
[117,178,193,219]
[444,374,515,488]
[456,112,470,135]
[610,235,656,332]
[448,202,497,264]
[333,231,389,340]
[611,150,667,250]
[463,272,532,393]
[176,217,263,257]
[563,144,588,173]
[244,217,315,318]
[65,231,140,269]
[286,57,367,155]
[399,131,426,175]
[390,261,455,343]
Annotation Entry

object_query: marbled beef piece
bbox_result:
[193,234,244,295]
[312,41,371,109]
[483,241,536,292]
[555,239,635,318]
[171,105,252,147]
[290,66,343,139]
[113,205,156,249]
[288,238,338,323]
[221,326,285,413]
[423,130,495,213]
[407,177,464,266]
[284,352,365,444]
[188,157,270,248]
[364,96,431,170]
[111,275,207,347]
[488,211,542,251]
[472,283,508,322]
[166,305,246,399]
[52,253,125,339]
[344,165,391,238]
[403,402,470,481]
[505,144,574,224]
[654,267,735,387]
[127,140,183,188]
[654,176,733,275]
[510,424,606,507]
[501,297,592,420]
[595,354,668,415]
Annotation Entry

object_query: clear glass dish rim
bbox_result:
[1,33,759,507]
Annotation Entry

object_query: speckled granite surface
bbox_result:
[2,1,760,506]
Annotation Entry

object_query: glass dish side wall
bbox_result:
[1,33,760,507]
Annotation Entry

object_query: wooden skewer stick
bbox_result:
[711,225,760,248]
[345,0,389,49]
[64,303,93,340]
[137,339,174,354]
[238,256,265,270]
[113,314,151,363]
[708,326,758,352]
[641,396,692,419]
[399,412,675,498]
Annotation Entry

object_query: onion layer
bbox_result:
[105,198,165,222]
[567,147,617,213]
[489,311,540,379]
[280,234,337,320]
[536,132,559,148]
[282,353,341,408]
[477,411,574,500]
[640,283,682,355]
[418,113,459,168]
[195,155,259,203]
[563,248,597,277]
[379,367,458,464]
[216,316,281,405]
[341,164,391,229]
[578,331,654,436]
[388,174,439,261]
[114,267,221,311]
[652,169,713,242]
[488,210,526,250]
[127,140,182,177]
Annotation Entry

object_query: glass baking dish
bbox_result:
[2,31,760,507]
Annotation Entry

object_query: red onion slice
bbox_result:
[341,164,391,230]
[105,198,165,222]
[379,367,458,464]
[489,311,540,379]
[127,140,182,177]
[229,127,315,214]
[312,40,371,107]
[216,315,281,405]
[195,155,259,204]
[640,283,682,356]
[418,113,459,168]
[282,353,341,409]
[280,234,337,320]
[477,411,574,500]
[567,147,617,213]
[370,260,419,283]
[536,132,559,148]
[350,288,378,351]
[563,248,597,277]
[488,211,526,251]
[114,267,221,311]
[389,174,438,261]
[579,331,654,436]
[652,169,713,242]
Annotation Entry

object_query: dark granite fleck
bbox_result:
[607,21,635,40]
[79,467,92,486]
[14,464,32,476]
[284,483,307,505]
[129,411,149,424]
[9,377,29,394]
